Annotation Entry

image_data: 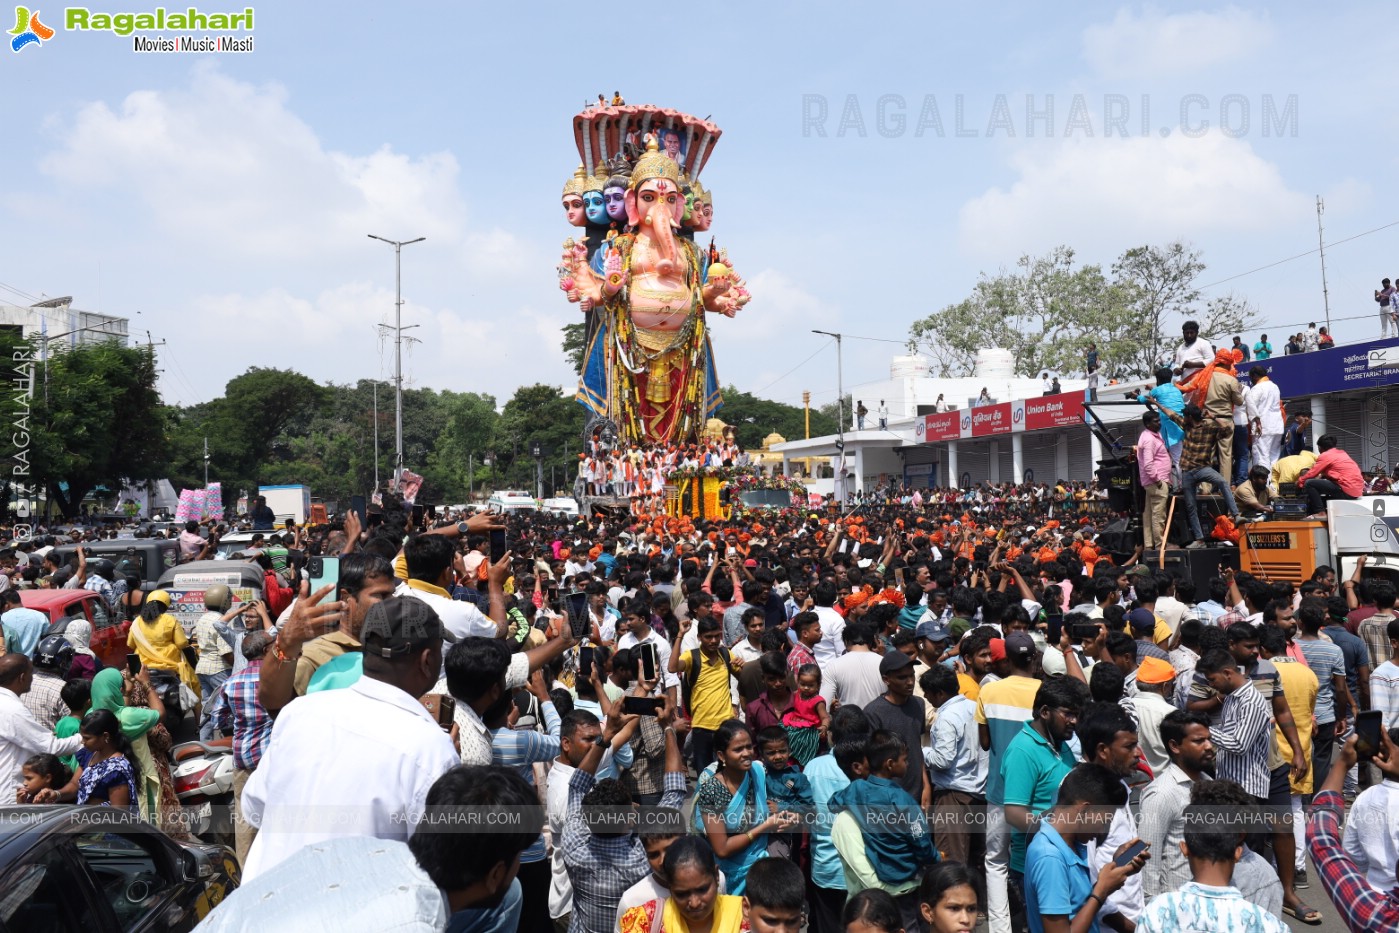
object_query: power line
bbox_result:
[752,338,832,395]
[1198,218,1399,291]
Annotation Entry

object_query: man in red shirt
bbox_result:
[1298,435,1364,519]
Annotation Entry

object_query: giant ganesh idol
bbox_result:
[557,104,750,445]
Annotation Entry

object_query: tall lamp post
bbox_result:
[812,330,848,509]
[367,234,426,485]
[530,442,544,500]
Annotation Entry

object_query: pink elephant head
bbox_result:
[624,178,685,274]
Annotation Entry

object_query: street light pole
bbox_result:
[368,234,426,486]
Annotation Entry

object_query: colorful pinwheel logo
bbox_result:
[10,7,54,52]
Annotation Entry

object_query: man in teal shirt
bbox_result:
[1253,335,1272,360]
[1003,678,1084,886]
[1137,368,1185,480]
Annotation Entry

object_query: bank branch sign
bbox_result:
[11,5,255,53]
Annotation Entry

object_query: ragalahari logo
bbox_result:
[9,6,53,51]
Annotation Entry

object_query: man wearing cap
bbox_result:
[820,621,886,712]
[862,649,931,809]
[912,620,951,723]
[240,597,461,881]
[975,630,1043,933]
[1128,608,1171,667]
[1132,656,1181,775]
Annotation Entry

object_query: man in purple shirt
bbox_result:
[1136,410,1173,550]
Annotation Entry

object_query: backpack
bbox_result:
[680,645,732,717]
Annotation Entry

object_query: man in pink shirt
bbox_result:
[1299,434,1364,519]
[1135,410,1173,549]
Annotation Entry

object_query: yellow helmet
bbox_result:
[146,589,172,607]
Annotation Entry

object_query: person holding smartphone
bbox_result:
[615,597,678,715]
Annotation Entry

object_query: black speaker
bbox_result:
[1166,493,1231,546]
[1097,517,1138,555]
[1144,546,1240,586]
[1098,462,1136,512]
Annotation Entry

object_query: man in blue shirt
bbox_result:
[1025,763,1148,933]
[0,590,48,658]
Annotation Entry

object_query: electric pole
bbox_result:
[1316,196,1332,333]
[368,234,426,486]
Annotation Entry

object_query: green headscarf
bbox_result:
[89,669,160,741]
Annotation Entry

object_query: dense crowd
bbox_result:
[3,472,1399,933]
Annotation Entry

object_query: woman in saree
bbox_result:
[89,667,187,837]
[619,836,748,933]
[691,719,801,895]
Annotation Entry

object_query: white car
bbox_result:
[541,497,580,517]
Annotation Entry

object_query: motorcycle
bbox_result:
[171,738,236,848]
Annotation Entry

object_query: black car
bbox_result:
[0,806,239,932]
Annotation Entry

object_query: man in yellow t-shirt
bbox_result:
[670,615,737,772]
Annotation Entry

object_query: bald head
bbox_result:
[0,653,33,691]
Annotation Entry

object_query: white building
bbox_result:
[773,351,1151,496]
[0,298,130,348]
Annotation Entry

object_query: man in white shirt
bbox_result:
[615,599,680,707]
[811,582,846,672]
[727,607,766,667]
[1245,366,1285,473]
[0,654,82,790]
[1173,320,1214,377]
[240,597,460,881]
[398,533,506,640]
[819,621,885,710]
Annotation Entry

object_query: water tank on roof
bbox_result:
[890,355,930,379]
[974,348,1015,381]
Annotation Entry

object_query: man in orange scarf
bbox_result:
[1179,347,1244,485]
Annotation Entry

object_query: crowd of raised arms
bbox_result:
[3,440,1399,933]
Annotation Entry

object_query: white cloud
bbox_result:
[957,133,1312,261]
[1082,6,1272,79]
[40,64,464,261]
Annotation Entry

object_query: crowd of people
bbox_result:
[577,436,746,512]
[4,467,1399,932]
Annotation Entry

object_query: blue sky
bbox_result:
[2,1,1395,416]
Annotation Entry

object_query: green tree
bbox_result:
[722,387,838,448]
[1112,242,1258,378]
[817,393,853,432]
[169,368,327,504]
[561,322,586,372]
[907,242,1258,382]
[23,340,168,518]
[495,385,586,495]
[907,246,1134,379]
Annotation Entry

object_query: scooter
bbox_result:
[171,738,236,848]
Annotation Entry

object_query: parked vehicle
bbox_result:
[485,490,538,514]
[22,590,127,670]
[541,497,580,517]
[51,540,180,591]
[0,804,239,930]
[157,561,266,634]
[211,533,259,561]
[171,739,237,849]
[258,484,312,525]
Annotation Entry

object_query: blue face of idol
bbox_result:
[584,191,608,224]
